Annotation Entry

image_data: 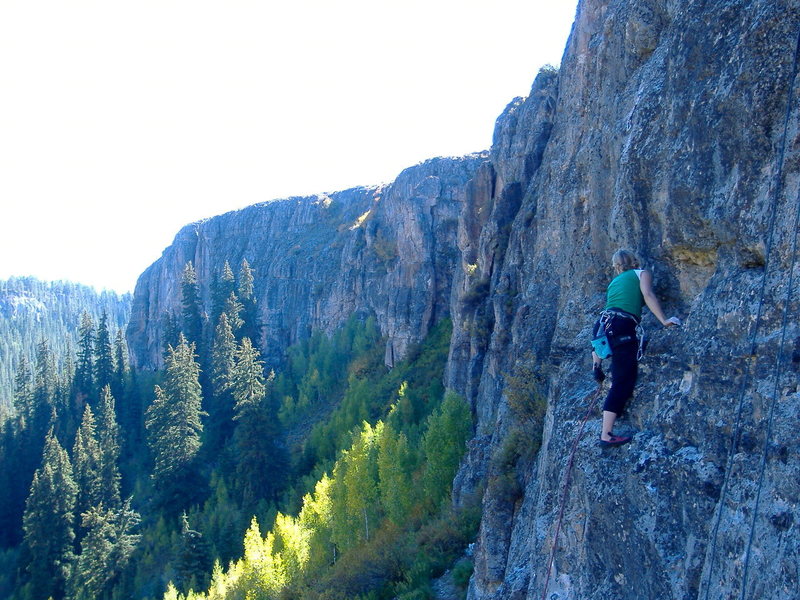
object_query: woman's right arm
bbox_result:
[639,270,680,327]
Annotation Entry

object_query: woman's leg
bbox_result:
[601,410,618,440]
[601,334,638,441]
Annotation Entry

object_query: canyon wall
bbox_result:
[453,1,800,599]
[127,154,487,370]
[127,0,800,598]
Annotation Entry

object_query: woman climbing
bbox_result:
[592,249,681,446]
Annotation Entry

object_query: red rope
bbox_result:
[541,386,603,600]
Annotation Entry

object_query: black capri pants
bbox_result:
[595,314,639,415]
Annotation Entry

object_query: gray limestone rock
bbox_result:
[125,0,800,598]
[452,1,800,599]
[127,154,488,371]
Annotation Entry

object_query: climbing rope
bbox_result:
[702,25,800,600]
[740,152,800,600]
[540,385,603,600]
[739,70,800,600]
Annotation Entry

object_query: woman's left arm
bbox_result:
[640,270,680,326]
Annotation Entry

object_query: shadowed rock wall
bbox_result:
[451,1,800,599]
[126,0,800,598]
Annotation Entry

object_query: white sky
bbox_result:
[0,0,578,294]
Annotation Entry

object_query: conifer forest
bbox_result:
[0,264,478,600]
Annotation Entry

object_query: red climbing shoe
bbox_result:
[599,434,631,447]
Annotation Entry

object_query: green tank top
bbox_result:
[605,269,644,318]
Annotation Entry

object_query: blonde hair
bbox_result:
[612,249,640,273]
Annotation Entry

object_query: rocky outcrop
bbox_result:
[127,154,487,370]
[451,1,800,599]
[126,0,800,598]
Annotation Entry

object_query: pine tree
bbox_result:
[69,498,141,600]
[112,329,135,446]
[112,329,128,400]
[30,339,57,446]
[144,385,171,479]
[12,355,33,427]
[238,259,260,345]
[21,429,78,600]
[161,311,181,361]
[2,347,53,550]
[210,261,236,328]
[174,513,212,593]
[208,313,237,451]
[53,369,74,443]
[0,419,25,547]
[181,262,204,348]
[212,314,236,396]
[74,312,95,403]
[96,385,122,508]
[238,259,254,305]
[61,347,76,414]
[224,292,245,336]
[145,334,205,510]
[72,405,103,529]
[94,312,115,395]
[230,338,285,504]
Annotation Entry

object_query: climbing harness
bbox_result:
[701,26,800,600]
[540,385,604,600]
[594,309,647,361]
[592,311,611,359]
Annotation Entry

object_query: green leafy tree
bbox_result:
[330,422,381,551]
[422,391,472,511]
[377,420,415,526]
[145,334,205,510]
[21,430,78,600]
[297,474,335,574]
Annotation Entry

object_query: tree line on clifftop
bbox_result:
[0,259,477,600]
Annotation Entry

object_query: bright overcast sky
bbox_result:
[0,0,578,294]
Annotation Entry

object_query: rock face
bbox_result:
[450,1,800,599]
[126,0,800,598]
[127,154,488,370]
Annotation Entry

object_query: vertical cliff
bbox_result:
[127,154,487,371]
[126,0,800,598]
[452,1,800,599]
